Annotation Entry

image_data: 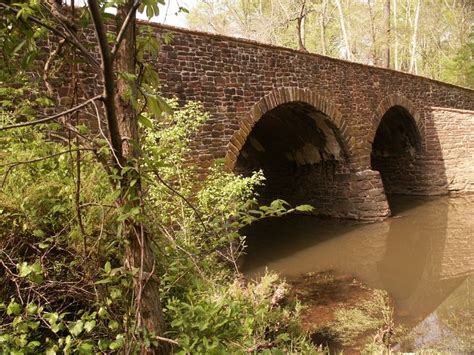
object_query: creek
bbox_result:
[242,195,473,352]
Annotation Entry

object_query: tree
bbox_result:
[334,0,352,60]
[0,1,170,352]
[186,0,473,88]
[383,0,391,68]
[409,0,420,73]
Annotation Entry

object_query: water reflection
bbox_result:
[242,195,473,351]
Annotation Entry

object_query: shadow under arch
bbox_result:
[224,87,378,217]
[225,87,354,171]
[370,95,426,197]
[369,94,424,149]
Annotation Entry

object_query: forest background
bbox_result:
[186,0,473,89]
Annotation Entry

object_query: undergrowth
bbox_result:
[0,96,316,353]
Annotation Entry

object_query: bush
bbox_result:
[1,98,315,353]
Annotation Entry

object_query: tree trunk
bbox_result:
[409,0,420,73]
[319,0,328,56]
[334,0,352,60]
[115,2,168,353]
[383,0,391,68]
[367,0,378,65]
[296,0,307,51]
[394,0,398,70]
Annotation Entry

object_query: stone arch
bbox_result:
[225,87,352,171]
[370,94,425,196]
[369,93,423,149]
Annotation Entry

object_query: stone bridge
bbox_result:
[59,22,474,221]
[147,24,474,220]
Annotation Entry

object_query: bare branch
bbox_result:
[151,169,211,236]
[0,95,103,131]
[43,38,66,96]
[155,335,179,346]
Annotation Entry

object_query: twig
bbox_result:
[43,37,66,96]
[151,169,211,236]
[91,99,124,169]
[155,335,179,346]
[0,95,102,131]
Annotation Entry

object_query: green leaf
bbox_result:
[31,261,42,273]
[51,322,60,333]
[84,320,96,333]
[45,345,58,355]
[104,261,111,274]
[7,299,21,316]
[27,340,41,348]
[146,95,161,118]
[138,114,154,129]
[95,277,113,285]
[68,320,84,337]
[26,303,38,315]
[78,341,94,353]
[32,229,45,238]
[146,5,154,18]
[98,307,109,318]
[156,95,173,114]
[27,321,40,330]
[120,71,137,82]
[108,320,119,331]
[295,204,314,212]
[0,334,11,343]
[98,339,111,351]
[38,242,49,249]
[17,262,31,277]
[109,334,124,350]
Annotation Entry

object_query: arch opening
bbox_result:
[235,101,349,213]
[371,105,421,195]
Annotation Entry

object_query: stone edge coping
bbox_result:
[430,107,474,113]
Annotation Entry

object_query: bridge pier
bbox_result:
[260,167,390,221]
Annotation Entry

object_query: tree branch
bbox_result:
[0,95,102,131]
[88,0,124,167]
[0,3,100,71]
[111,0,141,58]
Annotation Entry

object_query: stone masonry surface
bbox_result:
[48,22,474,220]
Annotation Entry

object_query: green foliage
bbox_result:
[445,29,474,89]
[0,89,129,353]
[166,274,313,354]
[1,95,314,353]
[0,1,44,75]
[140,99,314,352]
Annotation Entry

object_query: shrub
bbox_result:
[1,98,315,353]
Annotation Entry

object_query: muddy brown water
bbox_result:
[241,195,473,352]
